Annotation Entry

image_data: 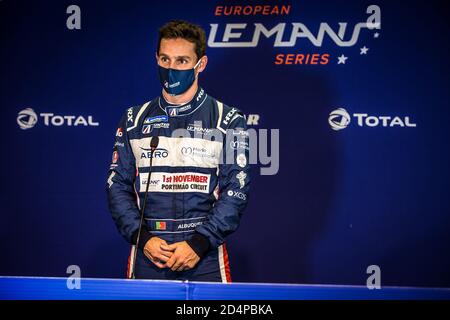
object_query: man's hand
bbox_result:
[161,241,200,272]
[143,237,173,268]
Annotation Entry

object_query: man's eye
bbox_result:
[161,57,168,62]
[178,59,188,64]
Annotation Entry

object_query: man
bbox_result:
[106,20,250,282]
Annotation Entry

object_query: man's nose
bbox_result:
[168,60,177,69]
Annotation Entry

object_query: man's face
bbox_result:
[157,38,199,70]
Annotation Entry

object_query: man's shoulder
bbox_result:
[121,98,157,120]
[206,95,245,131]
[119,98,160,131]
[206,94,243,114]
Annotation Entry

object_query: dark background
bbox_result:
[1,0,449,287]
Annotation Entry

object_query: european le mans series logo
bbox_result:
[208,3,381,66]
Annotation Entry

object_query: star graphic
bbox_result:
[374,32,380,38]
[360,46,369,55]
[337,54,348,65]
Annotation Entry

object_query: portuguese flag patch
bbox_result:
[155,221,166,230]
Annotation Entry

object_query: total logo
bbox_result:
[17,108,99,130]
[328,108,417,131]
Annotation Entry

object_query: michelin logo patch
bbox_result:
[144,115,168,124]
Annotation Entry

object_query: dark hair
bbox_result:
[157,20,206,61]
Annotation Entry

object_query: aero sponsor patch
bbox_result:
[139,172,211,193]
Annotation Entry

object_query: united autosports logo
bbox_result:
[209,4,381,66]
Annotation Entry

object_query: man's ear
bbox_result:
[197,56,208,73]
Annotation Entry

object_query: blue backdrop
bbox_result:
[1,0,449,287]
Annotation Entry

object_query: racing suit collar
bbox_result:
[159,86,207,117]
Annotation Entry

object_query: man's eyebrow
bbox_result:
[158,53,192,60]
[175,55,192,60]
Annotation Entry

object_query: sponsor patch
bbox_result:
[232,129,249,137]
[144,115,168,124]
[112,150,119,164]
[181,146,216,159]
[230,140,249,150]
[155,221,166,230]
[236,171,247,189]
[142,123,169,134]
[142,125,152,134]
[139,172,211,193]
[140,147,169,159]
[223,108,238,126]
[227,190,247,200]
[116,127,123,137]
[168,108,178,117]
[127,107,133,123]
[177,221,203,230]
[237,154,247,168]
[179,104,192,112]
[187,123,214,135]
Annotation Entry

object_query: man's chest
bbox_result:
[129,111,223,170]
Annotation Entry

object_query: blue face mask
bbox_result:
[158,59,202,96]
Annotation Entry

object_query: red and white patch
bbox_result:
[112,151,119,164]
[218,244,232,283]
[116,127,123,137]
[139,172,211,193]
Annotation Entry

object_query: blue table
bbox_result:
[1,277,449,300]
